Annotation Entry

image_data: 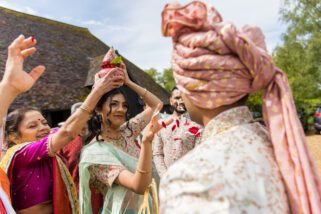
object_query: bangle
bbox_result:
[47,135,56,157]
[140,88,148,100]
[79,104,93,114]
[136,168,151,174]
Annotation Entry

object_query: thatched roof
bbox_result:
[85,54,170,104]
[0,6,169,111]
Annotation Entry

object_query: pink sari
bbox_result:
[0,140,79,213]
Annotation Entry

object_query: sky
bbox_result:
[0,0,287,72]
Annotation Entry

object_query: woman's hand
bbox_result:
[92,68,125,96]
[2,35,45,96]
[142,104,173,143]
[121,65,132,85]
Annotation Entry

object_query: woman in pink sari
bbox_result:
[0,35,46,213]
[0,35,125,213]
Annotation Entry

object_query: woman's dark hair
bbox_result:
[5,107,41,147]
[87,87,133,143]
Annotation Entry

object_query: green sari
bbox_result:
[79,141,159,214]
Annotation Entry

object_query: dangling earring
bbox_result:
[98,114,103,124]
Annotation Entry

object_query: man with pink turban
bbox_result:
[159,1,321,213]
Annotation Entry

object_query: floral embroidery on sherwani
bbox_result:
[160,106,289,214]
[153,113,203,177]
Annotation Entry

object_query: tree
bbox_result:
[145,68,161,84]
[145,68,175,93]
[273,0,321,102]
[159,68,175,92]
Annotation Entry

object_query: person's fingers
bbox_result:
[98,70,108,78]
[105,68,120,77]
[94,73,100,82]
[154,103,163,115]
[151,104,163,124]
[8,35,25,57]
[111,73,124,78]
[21,47,36,59]
[103,75,124,85]
[156,118,173,133]
[20,36,36,51]
[163,117,174,126]
[113,76,125,83]
[113,80,123,85]
[119,62,126,69]
[93,76,101,84]
[29,65,46,81]
[98,67,124,79]
[112,82,123,89]
[115,83,124,88]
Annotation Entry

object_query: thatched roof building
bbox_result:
[0,7,169,125]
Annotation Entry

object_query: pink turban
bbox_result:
[162,1,321,213]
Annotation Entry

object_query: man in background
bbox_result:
[153,87,202,177]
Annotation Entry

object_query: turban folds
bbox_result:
[162,1,321,213]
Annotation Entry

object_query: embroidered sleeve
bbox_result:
[125,112,148,140]
[89,164,125,187]
[153,133,167,176]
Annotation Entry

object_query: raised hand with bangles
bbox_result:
[0,35,124,213]
[0,34,44,214]
[79,48,166,214]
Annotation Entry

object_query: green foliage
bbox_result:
[145,68,175,92]
[145,68,161,83]
[160,68,176,92]
[111,56,122,64]
[272,0,321,122]
[248,92,263,112]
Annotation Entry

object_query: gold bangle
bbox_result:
[47,135,56,157]
[79,105,93,114]
[136,168,151,174]
[140,88,148,100]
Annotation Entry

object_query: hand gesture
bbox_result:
[92,67,125,96]
[120,63,131,85]
[142,104,173,143]
[2,35,45,95]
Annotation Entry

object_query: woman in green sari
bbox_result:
[79,55,169,213]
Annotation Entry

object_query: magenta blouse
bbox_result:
[10,135,53,210]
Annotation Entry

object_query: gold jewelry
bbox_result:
[101,129,123,141]
[47,135,56,156]
[102,133,122,141]
[140,88,148,100]
[136,168,151,174]
[79,104,93,114]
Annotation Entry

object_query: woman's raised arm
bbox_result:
[116,104,173,194]
[50,68,125,154]
[123,67,163,126]
[0,35,45,127]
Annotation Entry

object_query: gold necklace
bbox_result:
[101,131,122,141]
